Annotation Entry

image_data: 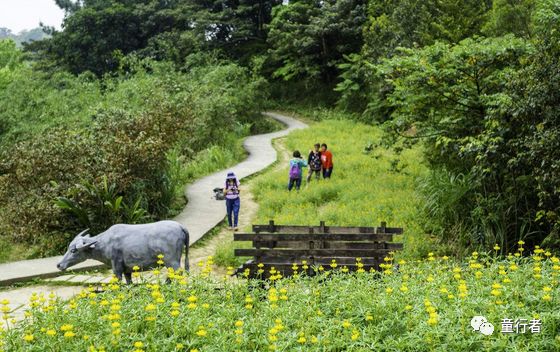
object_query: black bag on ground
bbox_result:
[213,187,225,200]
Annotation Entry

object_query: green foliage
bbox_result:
[0,68,102,146]
[337,0,492,119]
[417,170,480,253]
[27,0,282,75]
[363,0,436,61]
[483,0,536,37]
[377,36,538,250]
[0,40,23,91]
[334,53,374,112]
[505,0,560,247]
[0,59,267,258]
[3,251,560,351]
[54,175,148,230]
[378,35,530,171]
[267,0,366,85]
[184,0,282,64]
[216,115,431,266]
[28,0,196,75]
[374,8,560,251]
[363,0,490,62]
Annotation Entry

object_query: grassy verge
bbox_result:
[1,249,558,351]
[167,113,286,217]
[215,111,432,267]
[0,115,282,263]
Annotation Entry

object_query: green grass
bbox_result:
[0,239,38,264]
[168,114,283,217]
[215,114,432,267]
[166,140,247,217]
[2,250,559,351]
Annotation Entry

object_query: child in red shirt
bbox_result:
[320,143,333,179]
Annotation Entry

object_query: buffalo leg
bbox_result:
[111,259,125,283]
[124,272,132,285]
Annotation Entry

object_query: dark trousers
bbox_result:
[307,169,321,182]
[288,177,302,191]
[226,197,240,227]
[323,166,333,179]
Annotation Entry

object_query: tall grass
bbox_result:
[215,115,431,267]
[165,138,247,216]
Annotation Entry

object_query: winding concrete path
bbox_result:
[175,112,307,245]
[0,112,307,285]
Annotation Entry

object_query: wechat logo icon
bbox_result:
[471,316,494,336]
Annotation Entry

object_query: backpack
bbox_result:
[289,160,301,179]
[310,152,322,170]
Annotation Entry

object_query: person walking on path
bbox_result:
[288,150,308,191]
[320,143,333,179]
[224,172,241,231]
[307,143,322,183]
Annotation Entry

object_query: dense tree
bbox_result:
[28,0,195,75]
[0,40,23,91]
[336,0,492,119]
[507,0,560,246]
[185,0,282,63]
[27,0,282,75]
[379,36,534,249]
[483,0,536,37]
[363,0,436,62]
[266,0,366,85]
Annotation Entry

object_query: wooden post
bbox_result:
[320,220,326,233]
[380,221,387,234]
[269,220,275,233]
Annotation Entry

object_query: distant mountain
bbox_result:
[0,27,49,46]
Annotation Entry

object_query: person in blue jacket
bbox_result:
[288,150,308,191]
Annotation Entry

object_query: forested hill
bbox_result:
[0,27,48,46]
[0,0,559,261]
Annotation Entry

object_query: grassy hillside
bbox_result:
[1,249,558,351]
[216,116,432,267]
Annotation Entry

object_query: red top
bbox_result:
[321,150,333,168]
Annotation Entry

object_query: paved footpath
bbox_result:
[174,111,307,245]
[0,112,307,286]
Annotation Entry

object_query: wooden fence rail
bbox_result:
[233,220,403,279]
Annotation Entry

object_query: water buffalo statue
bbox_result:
[57,220,190,284]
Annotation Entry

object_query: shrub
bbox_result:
[0,60,268,258]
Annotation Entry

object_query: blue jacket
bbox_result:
[289,158,308,178]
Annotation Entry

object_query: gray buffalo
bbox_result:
[57,220,190,284]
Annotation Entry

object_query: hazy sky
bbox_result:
[0,0,64,33]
